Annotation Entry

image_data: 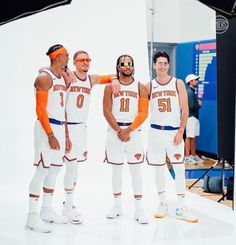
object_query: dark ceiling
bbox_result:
[1,1,235,27]
[199,0,236,16]
[0,0,72,26]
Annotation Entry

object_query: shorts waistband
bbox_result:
[117,122,132,126]
[49,118,65,125]
[150,124,179,130]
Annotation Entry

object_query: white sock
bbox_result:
[112,165,123,193]
[158,191,166,204]
[134,198,143,210]
[172,164,186,209]
[42,192,53,208]
[177,194,185,209]
[155,165,166,204]
[114,195,121,206]
[29,197,39,214]
[65,191,74,207]
[129,165,143,194]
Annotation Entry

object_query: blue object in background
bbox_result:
[176,40,217,155]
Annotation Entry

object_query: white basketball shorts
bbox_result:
[104,126,144,165]
[34,120,65,168]
[65,122,88,162]
[146,127,184,166]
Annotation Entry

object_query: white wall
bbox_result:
[146,0,216,43]
[178,0,216,42]
[0,0,149,192]
[146,0,181,43]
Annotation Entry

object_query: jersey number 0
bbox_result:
[77,94,84,108]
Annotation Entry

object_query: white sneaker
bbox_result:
[185,156,197,165]
[191,155,204,164]
[25,213,52,233]
[40,207,68,224]
[154,203,168,218]
[134,209,149,224]
[62,203,82,224]
[106,205,122,219]
[176,207,199,222]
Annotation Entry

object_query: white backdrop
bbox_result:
[0,0,154,204]
[1,2,236,245]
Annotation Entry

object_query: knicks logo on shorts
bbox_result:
[174,154,182,160]
[83,151,88,159]
[134,153,142,160]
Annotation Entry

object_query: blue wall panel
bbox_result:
[176,40,217,155]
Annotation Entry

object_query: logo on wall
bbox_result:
[211,15,229,34]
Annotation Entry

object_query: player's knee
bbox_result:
[34,165,49,180]
[64,162,78,187]
[29,166,49,194]
[49,165,62,176]
[65,161,78,175]
[172,164,185,177]
[64,173,76,189]
[43,167,61,189]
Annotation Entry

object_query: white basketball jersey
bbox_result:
[42,69,67,121]
[150,77,181,127]
[112,80,139,123]
[66,74,92,123]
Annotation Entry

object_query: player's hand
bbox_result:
[48,133,60,150]
[173,131,183,145]
[66,68,77,83]
[118,128,131,142]
[61,68,77,87]
[123,136,131,142]
[65,135,72,154]
[111,78,120,95]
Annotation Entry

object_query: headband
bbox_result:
[48,47,67,60]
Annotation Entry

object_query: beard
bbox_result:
[121,71,133,77]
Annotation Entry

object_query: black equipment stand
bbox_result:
[188,158,230,203]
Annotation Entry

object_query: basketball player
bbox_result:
[146,51,199,222]
[25,44,72,233]
[62,50,119,224]
[103,55,149,224]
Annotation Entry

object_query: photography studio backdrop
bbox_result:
[0,0,151,213]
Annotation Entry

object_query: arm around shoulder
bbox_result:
[91,74,116,86]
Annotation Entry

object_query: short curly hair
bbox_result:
[153,51,169,64]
